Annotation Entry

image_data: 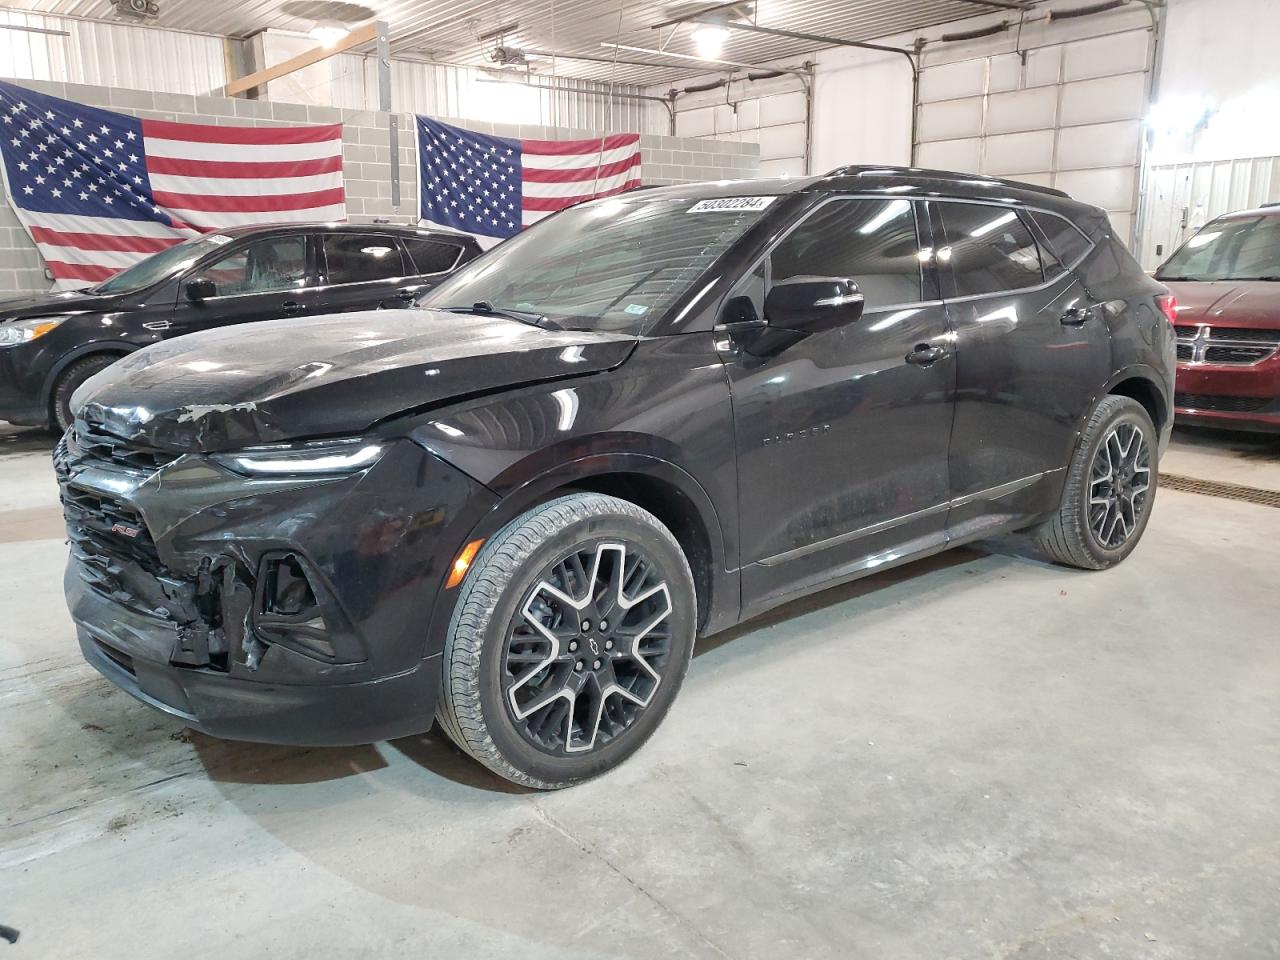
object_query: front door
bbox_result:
[931,201,1112,534]
[724,196,956,613]
[169,233,319,337]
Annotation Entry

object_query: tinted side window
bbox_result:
[404,237,464,274]
[195,236,309,296]
[938,202,1043,297]
[1029,210,1092,267]
[322,234,406,285]
[770,198,924,308]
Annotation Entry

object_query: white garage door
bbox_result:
[915,27,1153,245]
[675,74,809,178]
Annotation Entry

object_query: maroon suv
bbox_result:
[1156,206,1280,431]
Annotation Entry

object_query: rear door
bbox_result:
[402,235,473,297]
[316,233,421,312]
[168,233,319,337]
[933,200,1110,534]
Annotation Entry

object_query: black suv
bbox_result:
[1,223,480,430]
[56,168,1175,789]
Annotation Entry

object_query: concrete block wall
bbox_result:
[0,78,759,295]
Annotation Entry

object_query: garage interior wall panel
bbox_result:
[673,74,809,178]
[0,8,228,95]
[914,15,1154,245]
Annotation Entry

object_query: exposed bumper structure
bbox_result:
[56,424,494,745]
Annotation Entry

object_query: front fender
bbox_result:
[40,339,140,407]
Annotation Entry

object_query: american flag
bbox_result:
[416,116,641,241]
[0,81,345,289]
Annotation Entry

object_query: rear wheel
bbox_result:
[436,493,697,789]
[51,354,119,432]
[1035,395,1158,569]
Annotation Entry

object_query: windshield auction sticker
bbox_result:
[687,197,778,213]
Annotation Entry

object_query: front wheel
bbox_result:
[51,354,119,432]
[436,493,697,789]
[1035,395,1158,570]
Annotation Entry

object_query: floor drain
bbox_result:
[1161,473,1280,508]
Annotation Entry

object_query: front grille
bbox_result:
[1203,326,1280,344]
[74,421,179,473]
[1174,392,1273,413]
[1204,344,1275,364]
[61,484,164,596]
[1175,325,1280,366]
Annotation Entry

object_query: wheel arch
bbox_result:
[40,340,138,410]
[1105,369,1169,432]
[480,455,735,636]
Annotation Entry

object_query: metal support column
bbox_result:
[375,21,400,209]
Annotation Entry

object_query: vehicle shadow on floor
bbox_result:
[189,539,1044,795]
[0,425,56,456]
[1171,424,1280,461]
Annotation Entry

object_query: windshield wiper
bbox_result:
[1230,276,1280,281]
[1156,275,1205,281]
[439,300,563,331]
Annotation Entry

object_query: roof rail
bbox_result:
[822,165,1071,200]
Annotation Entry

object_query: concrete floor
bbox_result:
[2,424,1279,959]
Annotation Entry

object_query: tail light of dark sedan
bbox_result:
[1156,294,1178,326]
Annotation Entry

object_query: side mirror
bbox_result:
[765,277,864,333]
[185,278,217,302]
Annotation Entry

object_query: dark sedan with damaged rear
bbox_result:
[57,167,1174,790]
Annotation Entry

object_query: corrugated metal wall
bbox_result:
[0,7,228,95]
[350,55,664,133]
[1139,156,1280,269]
[2,10,663,132]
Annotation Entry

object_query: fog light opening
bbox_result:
[265,554,318,617]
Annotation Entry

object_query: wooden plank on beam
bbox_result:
[224,20,379,98]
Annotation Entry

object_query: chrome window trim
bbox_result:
[929,198,1096,304]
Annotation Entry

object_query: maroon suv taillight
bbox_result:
[1156,294,1178,325]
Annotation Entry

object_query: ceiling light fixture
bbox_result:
[691,23,730,59]
[309,19,350,47]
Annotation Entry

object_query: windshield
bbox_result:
[419,193,776,333]
[91,234,236,295]
[1157,215,1280,281]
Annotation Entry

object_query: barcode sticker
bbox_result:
[687,196,778,213]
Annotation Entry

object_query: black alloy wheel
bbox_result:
[436,493,696,789]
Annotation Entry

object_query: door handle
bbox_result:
[281,300,305,313]
[905,343,946,366]
[1060,305,1093,325]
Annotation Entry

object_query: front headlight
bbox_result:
[0,316,68,348]
[211,438,386,477]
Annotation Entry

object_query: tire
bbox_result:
[1035,395,1158,570]
[51,354,120,432]
[436,493,697,789]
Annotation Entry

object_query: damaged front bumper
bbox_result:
[56,422,494,746]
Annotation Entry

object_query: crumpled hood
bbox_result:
[1166,280,1280,329]
[75,309,637,451]
[0,288,125,319]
